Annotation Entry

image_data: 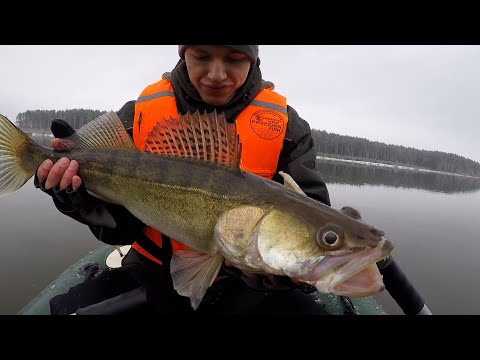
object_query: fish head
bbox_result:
[214,204,393,298]
[299,213,394,297]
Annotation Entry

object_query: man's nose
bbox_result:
[208,60,227,82]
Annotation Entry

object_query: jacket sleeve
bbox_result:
[272,105,331,206]
[35,100,143,245]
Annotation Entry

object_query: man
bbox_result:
[36,45,332,315]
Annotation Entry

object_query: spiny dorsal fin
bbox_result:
[144,110,241,167]
[56,112,136,151]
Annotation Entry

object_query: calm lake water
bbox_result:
[316,160,480,315]
[1,135,479,315]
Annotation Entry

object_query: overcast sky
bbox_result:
[1,45,479,162]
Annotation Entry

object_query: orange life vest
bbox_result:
[131,75,288,264]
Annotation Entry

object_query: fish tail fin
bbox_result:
[0,114,43,196]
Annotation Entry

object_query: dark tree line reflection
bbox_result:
[316,159,480,194]
[32,135,480,195]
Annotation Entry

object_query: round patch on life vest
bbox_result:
[250,110,283,140]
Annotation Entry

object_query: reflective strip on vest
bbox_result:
[131,78,288,260]
[136,90,175,104]
[250,99,288,116]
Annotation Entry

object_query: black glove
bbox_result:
[34,117,143,245]
[221,262,317,294]
[34,119,76,195]
[51,118,76,138]
[35,119,90,202]
[34,118,74,188]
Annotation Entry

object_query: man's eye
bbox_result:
[193,53,210,61]
[228,55,247,62]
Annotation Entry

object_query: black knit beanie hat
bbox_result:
[178,45,259,65]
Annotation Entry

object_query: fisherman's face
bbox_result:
[184,45,251,106]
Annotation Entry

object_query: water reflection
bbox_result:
[30,134,480,195]
[316,159,480,194]
[4,136,479,315]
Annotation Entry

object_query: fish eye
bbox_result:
[323,231,339,246]
[317,226,343,248]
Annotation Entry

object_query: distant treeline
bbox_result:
[311,129,480,177]
[16,109,108,130]
[15,109,480,177]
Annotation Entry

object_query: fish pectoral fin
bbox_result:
[214,206,266,260]
[278,171,306,196]
[170,250,224,310]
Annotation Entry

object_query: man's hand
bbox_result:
[35,119,83,191]
[33,118,136,235]
[37,157,82,191]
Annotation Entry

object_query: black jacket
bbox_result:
[40,58,330,246]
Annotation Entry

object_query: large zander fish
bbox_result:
[0,111,393,309]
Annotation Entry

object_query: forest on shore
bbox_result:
[16,108,480,177]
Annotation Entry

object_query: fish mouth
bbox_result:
[301,238,394,297]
